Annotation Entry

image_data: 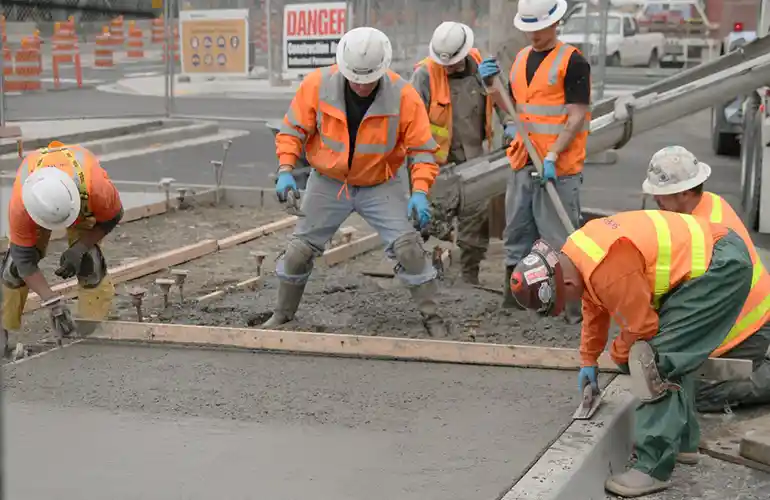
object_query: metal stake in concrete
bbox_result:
[210,161,223,205]
[156,278,176,309]
[170,269,189,302]
[250,251,268,276]
[158,178,176,211]
[129,287,148,322]
[176,187,188,207]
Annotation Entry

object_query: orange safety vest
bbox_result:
[694,192,770,356]
[507,42,591,176]
[414,48,493,165]
[13,141,95,226]
[562,210,724,309]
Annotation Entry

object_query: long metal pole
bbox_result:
[595,0,609,101]
[169,0,176,115]
[266,0,274,85]
[584,1,592,65]
[0,36,6,127]
[164,0,171,117]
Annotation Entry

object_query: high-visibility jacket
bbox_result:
[13,142,96,227]
[507,42,591,176]
[562,210,727,310]
[693,192,770,356]
[413,48,493,165]
[276,65,439,195]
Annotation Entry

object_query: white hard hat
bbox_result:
[429,22,475,66]
[336,27,392,84]
[514,0,569,32]
[21,166,81,231]
[642,146,712,196]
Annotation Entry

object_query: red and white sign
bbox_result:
[283,2,348,79]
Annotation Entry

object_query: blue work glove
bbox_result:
[578,366,599,393]
[541,153,557,184]
[503,124,518,143]
[478,57,501,80]
[408,191,431,229]
[275,170,298,203]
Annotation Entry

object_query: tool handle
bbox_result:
[487,73,576,234]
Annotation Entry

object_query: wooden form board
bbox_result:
[23,216,298,313]
[322,233,382,267]
[78,319,751,379]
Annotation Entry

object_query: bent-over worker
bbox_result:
[267,27,448,336]
[509,210,753,497]
[2,141,124,355]
[642,146,770,413]
[478,0,591,313]
[410,21,502,284]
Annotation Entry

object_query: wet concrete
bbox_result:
[4,343,580,500]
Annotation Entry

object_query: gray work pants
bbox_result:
[696,322,770,413]
[503,166,582,267]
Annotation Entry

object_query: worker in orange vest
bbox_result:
[478,0,591,319]
[410,22,506,284]
[1,141,124,356]
[641,146,770,413]
[508,211,753,497]
[268,27,448,336]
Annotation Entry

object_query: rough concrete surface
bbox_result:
[4,343,578,500]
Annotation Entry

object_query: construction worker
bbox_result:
[642,146,770,413]
[266,27,448,336]
[508,211,753,497]
[2,141,123,355]
[410,21,501,284]
[478,0,591,314]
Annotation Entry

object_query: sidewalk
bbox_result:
[98,74,300,99]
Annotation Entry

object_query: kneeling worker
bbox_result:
[267,27,448,336]
[642,145,770,413]
[2,141,123,355]
[509,210,753,497]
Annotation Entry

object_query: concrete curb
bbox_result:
[503,376,636,500]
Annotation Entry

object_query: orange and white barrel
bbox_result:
[162,25,180,62]
[151,17,164,44]
[51,21,82,90]
[14,40,42,91]
[109,16,125,48]
[94,28,114,68]
[2,46,24,92]
[126,22,144,59]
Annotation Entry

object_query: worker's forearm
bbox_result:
[550,113,586,156]
[23,270,56,301]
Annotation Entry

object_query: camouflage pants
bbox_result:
[428,198,490,276]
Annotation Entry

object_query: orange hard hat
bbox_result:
[509,239,566,317]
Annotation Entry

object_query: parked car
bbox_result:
[560,11,666,67]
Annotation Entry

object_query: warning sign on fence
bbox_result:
[282,2,348,80]
[180,9,249,77]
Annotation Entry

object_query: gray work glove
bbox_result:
[41,296,76,337]
[56,241,89,279]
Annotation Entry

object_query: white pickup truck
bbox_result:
[560,12,667,67]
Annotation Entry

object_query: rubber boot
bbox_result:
[604,469,671,497]
[0,328,9,358]
[409,280,449,337]
[502,265,523,309]
[461,264,480,285]
[261,281,307,328]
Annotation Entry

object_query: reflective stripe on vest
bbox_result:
[567,212,707,308]
[19,145,93,218]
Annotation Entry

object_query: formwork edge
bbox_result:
[501,376,636,500]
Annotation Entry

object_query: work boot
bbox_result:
[461,265,480,285]
[410,280,449,337]
[676,452,700,465]
[0,328,9,358]
[502,265,524,309]
[604,469,671,497]
[261,281,307,328]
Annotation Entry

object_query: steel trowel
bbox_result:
[573,384,603,420]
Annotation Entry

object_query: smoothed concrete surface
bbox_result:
[3,343,578,500]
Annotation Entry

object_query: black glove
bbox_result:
[55,241,89,279]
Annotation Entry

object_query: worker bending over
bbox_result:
[479,0,591,315]
[268,27,448,336]
[2,141,123,355]
[509,211,753,497]
[642,146,770,413]
[410,22,501,284]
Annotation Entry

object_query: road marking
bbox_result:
[124,71,160,78]
[237,163,257,168]
[40,77,105,85]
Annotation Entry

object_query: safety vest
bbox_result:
[15,142,95,226]
[414,48,493,165]
[276,65,438,195]
[694,192,770,356]
[507,42,591,176]
[562,210,724,309]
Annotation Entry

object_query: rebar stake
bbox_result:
[250,251,268,276]
[176,187,188,207]
[129,287,148,322]
[211,160,223,205]
[171,269,189,302]
[158,177,176,211]
[156,278,175,309]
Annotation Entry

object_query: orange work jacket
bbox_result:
[413,48,493,165]
[13,141,96,226]
[507,42,591,176]
[562,210,727,310]
[276,65,439,195]
[693,192,770,356]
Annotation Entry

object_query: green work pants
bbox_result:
[633,231,753,481]
[696,322,770,413]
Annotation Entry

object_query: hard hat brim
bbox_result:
[514,0,569,32]
[22,168,81,231]
[428,23,475,66]
[642,161,712,196]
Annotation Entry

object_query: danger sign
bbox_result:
[283,2,348,80]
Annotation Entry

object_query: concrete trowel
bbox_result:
[573,384,603,420]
